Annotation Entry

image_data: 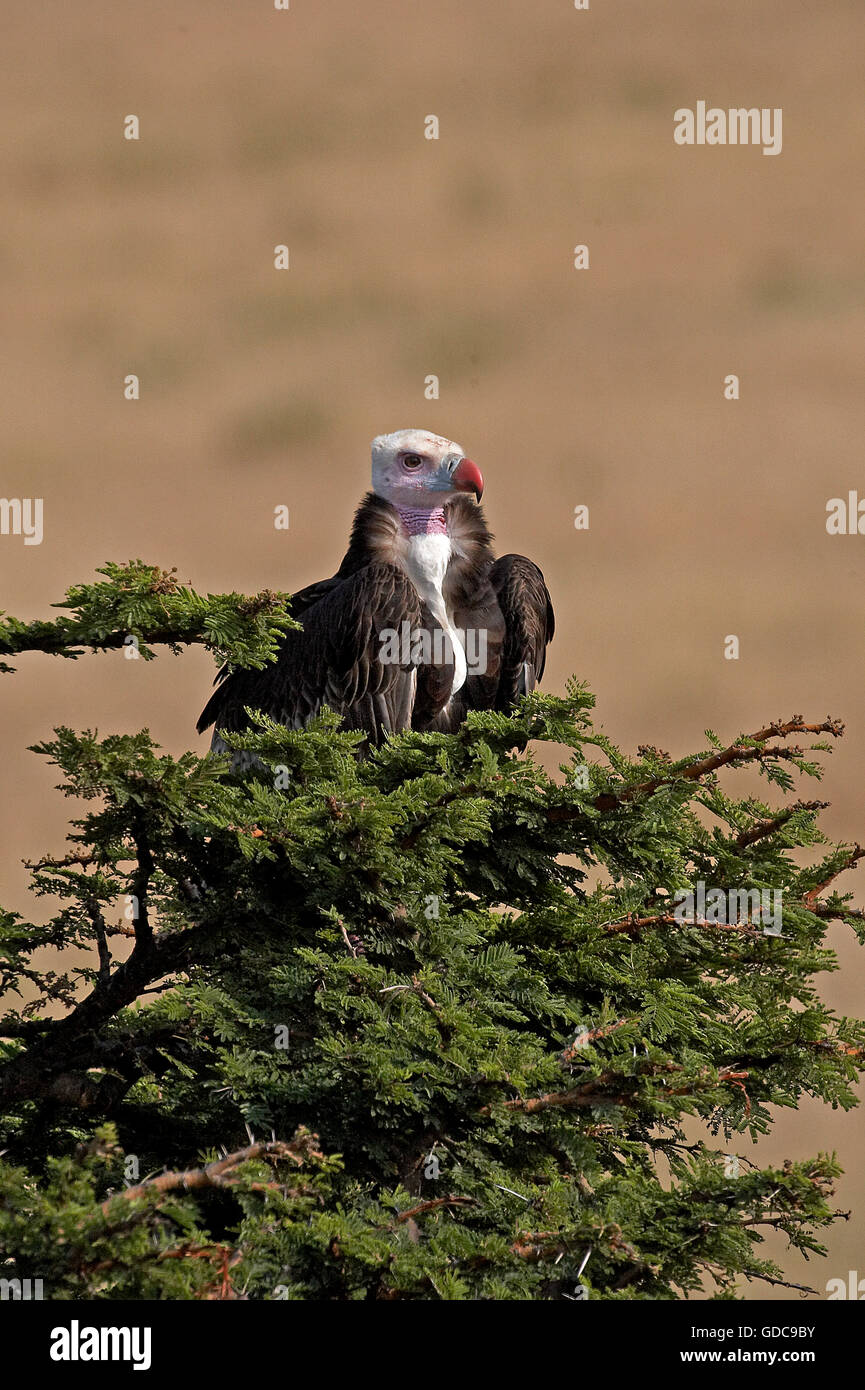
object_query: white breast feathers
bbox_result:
[402,534,467,694]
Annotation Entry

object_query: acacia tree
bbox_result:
[0,561,862,1301]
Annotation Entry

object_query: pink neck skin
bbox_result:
[395,504,448,537]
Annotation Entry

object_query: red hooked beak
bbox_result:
[451,457,484,501]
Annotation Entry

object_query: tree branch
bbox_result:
[100,1133,323,1215]
[802,845,865,908]
[549,718,844,820]
[734,800,828,849]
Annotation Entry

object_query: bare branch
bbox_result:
[100,1132,323,1215]
[734,800,828,849]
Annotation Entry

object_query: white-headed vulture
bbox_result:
[197,429,554,750]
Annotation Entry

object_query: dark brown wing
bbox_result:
[200,576,341,713]
[485,554,554,708]
[197,562,446,747]
[429,574,506,731]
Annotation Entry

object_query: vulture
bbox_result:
[197,429,554,753]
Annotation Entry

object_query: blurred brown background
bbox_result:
[1,0,863,1298]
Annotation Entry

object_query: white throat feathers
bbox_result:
[402,533,467,695]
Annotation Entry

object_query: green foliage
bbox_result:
[0,560,296,672]
[0,566,863,1300]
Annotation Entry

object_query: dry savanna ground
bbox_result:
[1,0,863,1299]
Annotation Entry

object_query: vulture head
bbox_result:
[371,428,484,509]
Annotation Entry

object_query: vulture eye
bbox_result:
[403,453,424,469]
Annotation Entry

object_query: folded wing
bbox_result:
[197,562,446,747]
[486,554,555,707]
